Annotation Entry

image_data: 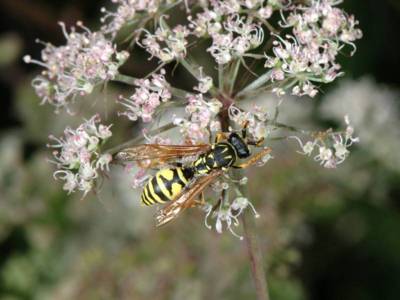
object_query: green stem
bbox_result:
[113,73,137,85]
[234,172,270,300]
[259,19,279,34]
[236,70,273,98]
[229,59,241,96]
[178,57,219,97]
[241,210,270,300]
[218,63,224,92]
[271,121,305,133]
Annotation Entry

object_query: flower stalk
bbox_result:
[232,145,269,300]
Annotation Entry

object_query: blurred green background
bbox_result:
[0,0,400,299]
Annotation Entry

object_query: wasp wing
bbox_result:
[155,170,223,227]
[115,144,211,168]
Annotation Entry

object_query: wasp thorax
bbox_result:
[228,133,250,159]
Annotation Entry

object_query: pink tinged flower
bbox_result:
[118,70,172,123]
[24,22,128,113]
[322,8,345,35]
[271,68,285,81]
[182,94,222,140]
[140,22,189,62]
[100,0,162,36]
[323,158,337,169]
[48,115,113,196]
[264,0,361,94]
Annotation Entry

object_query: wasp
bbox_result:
[115,126,271,226]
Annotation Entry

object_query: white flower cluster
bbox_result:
[203,196,260,239]
[118,69,172,123]
[265,0,362,97]
[229,105,270,142]
[141,23,189,62]
[206,14,264,64]
[189,4,268,64]
[321,77,400,172]
[48,115,113,196]
[24,22,129,113]
[291,116,359,168]
[173,93,222,144]
[101,0,166,37]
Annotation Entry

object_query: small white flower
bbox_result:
[334,142,349,159]
[290,136,315,156]
[194,71,213,94]
[258,6,273,19]
[96,153,113,171]
[318,146,333,161]
[230,197,259,218]
[303,141,316,155]
[214,207,243,239]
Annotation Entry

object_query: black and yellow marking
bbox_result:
[141,167,194,206]
[140,132,257,207]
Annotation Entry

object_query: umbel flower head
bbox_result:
[25,0,362,238]
[265,0,363,97]
[24,21,129,113]
[290,115,359,168]
[47,115,113,196]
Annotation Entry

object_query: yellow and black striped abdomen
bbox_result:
[141,167,194,206]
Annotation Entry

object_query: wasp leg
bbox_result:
[194,192,206,206]
[248,137,265,147]
[241,120,250,139]
[233,147,272,169]
[214,132,229,143]
[186,192,206,208]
